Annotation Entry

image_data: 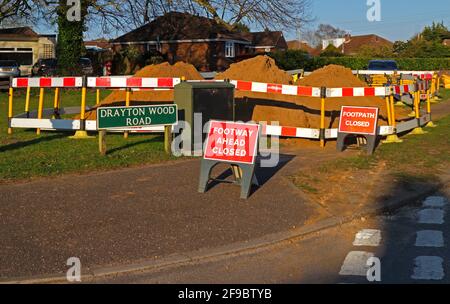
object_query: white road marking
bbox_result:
[339,251,374,276]
[353,229,382,247]
[423,196,447,208]
[417,209,445,224]
[415,230,444,247]
[411,256,444,280]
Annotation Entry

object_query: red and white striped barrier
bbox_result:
[326,87,389,97]
[12,77,83,88]
[230,80,322,97]
[87,77,181,88]
[415,74,433,80]
[262,124,320,139]
[416,81,431,91]
[392,84,416,95]
[261,124,395,139]
[353,70,435,76]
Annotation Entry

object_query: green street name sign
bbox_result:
[97,104,178,130]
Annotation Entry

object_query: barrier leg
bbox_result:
[25,86,31,118]
[7,86,14,135]
[36,88,44,135]
[385,96,392,126]
[407,90,417,117]
[124,89,131,139]
[96,89,100,105]
[70,81,94,139]
[433,77,441,101]
[425,89,437,128]
[410,91,427,135]
[52,87,60,119]
[383,94,403,144]
[319,88,326,148]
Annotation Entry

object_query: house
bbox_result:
[111,12,287,72]
[0,27,56,75]
[322,34,393,56]
[443,39,450,46]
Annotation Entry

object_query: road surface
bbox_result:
[94,193,450,284]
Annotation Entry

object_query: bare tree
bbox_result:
[116,0,312,32]
[0,0,52,25]
[1,0,313,35]
[301,24,348,48]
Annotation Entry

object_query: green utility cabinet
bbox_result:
[174,81,235,154]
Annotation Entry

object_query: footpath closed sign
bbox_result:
[97,104,177,129]
[338,106,379,135]
[204,121,260,164]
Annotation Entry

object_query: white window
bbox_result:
[225,41,235,58]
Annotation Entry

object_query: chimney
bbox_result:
[344,34,351,42]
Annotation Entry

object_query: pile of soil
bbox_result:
[84,62,203,120]
[215,55,292,84]
[214,56,312,128]
[225,63,410,128]
[84,57,411,129]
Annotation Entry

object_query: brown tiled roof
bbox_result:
[341,34,393,55]
[443,39,450,46]
[243,31,286,48]
[113,12,250,43]
[0,26,39,41]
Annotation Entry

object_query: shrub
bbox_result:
[269,50,450,71]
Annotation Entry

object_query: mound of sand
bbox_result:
[85,57,411,129]
[215,55,292,84]
[84,62,204,120]
[228,63,411,128]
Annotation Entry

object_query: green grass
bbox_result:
[292,113,450,194]
[439,87,450,101]
[0,88,176,181]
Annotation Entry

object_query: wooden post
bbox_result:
[124,89,131,139]
[99,130,107,156]
[164,125,172,155]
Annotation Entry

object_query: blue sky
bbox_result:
[36,0,450,42]
[289,0,450,42]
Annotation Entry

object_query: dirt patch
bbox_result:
[84,62,204,120]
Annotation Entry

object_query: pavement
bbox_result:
[0,145,347,280]
[0,98,448,283]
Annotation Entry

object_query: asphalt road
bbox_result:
[94,191,450,284]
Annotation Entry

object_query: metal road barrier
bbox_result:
[7,75,435,148]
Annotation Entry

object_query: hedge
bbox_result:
[269,50,450,71]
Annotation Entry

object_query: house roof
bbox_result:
[341,34,393,55]
[243,31,286,48]
[0,26,40,41]
[443,39,450,46]
[113,12,250,44]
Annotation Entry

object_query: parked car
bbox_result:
[32,58,58,76]
[79,57,94,76]
[31,58,94,76]
[367,60,398,71]
[0,60,21,79]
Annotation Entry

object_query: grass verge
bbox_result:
[292,113,450,195]
[0,88,176,181]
